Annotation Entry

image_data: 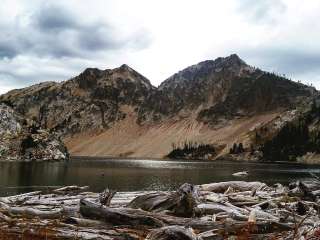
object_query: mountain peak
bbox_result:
[227,53,241,61]
[222,53,247,66]
[119,64,132,70]
[159,54,250,90]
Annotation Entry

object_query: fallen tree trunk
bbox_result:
[8,206,63,219]
[80,198,164,227]
[53,185,89,194]
[199,181,267,193]
[3,180,317,239]
[80,199,291,235]
[128,183,199,217]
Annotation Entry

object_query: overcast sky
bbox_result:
[0,0,320,93]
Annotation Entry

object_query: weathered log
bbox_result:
[80,199,291,235]
[128,183,199,217]
[0,201,9,210]
[3,180,316,239]
[245,208,279,222]
[80,198,164,227]
[197,229,223,240]
[8,206,63,219]
[201,192,227,203]
[53,185,89,194]
[0,191,42,205]
[64,216,108,227]
[199,181,267,193]
[197,203,248,220]
[146,226,200,240]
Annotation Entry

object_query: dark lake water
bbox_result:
[0,158,318,196]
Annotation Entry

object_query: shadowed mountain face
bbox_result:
[157,54,313,123]
[0,54,316,159]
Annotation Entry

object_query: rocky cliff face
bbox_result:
[0,54,316,159]
[0,104,68,161]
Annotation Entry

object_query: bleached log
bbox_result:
[201,192,227,203]
[197,229,223,240]
[128,183,199,217]
[64,216,107,227]
[197,203,248,219]
[199,181,267,193]
[80,199,291,234]
[53,185,89,194]
[80,198,165,227]
[0,191,42,204]
[8,206,63,219]
[246,208,279,222]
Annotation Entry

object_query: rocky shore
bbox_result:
[1,179,320,239]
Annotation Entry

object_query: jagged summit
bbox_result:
[159,54,253,90]
[75,64,154,91]
[118,64,133,71]
[197,53,247,69]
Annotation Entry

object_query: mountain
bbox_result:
[0,54,316,160]
[0,103,68,161]
[158,54,313,123]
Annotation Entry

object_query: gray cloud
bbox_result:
[0,2,153,93]
[35,5,79,31]
[0,3,152,60]
[236,0,287,23]
[0,42,18,59]
[241,48,320,74]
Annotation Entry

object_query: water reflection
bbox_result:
[0,159,318,196]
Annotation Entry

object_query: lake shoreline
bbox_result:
[70,155,320,166]
[1,157,320,197]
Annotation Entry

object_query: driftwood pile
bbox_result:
[1,180,320,239]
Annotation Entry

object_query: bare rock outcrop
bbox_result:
[0,104,68,161]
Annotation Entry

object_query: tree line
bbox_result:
[167,141,216,159]
[261,99,320,161]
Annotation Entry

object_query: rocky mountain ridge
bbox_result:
[0,104,68,161]
[0,54,316,160]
